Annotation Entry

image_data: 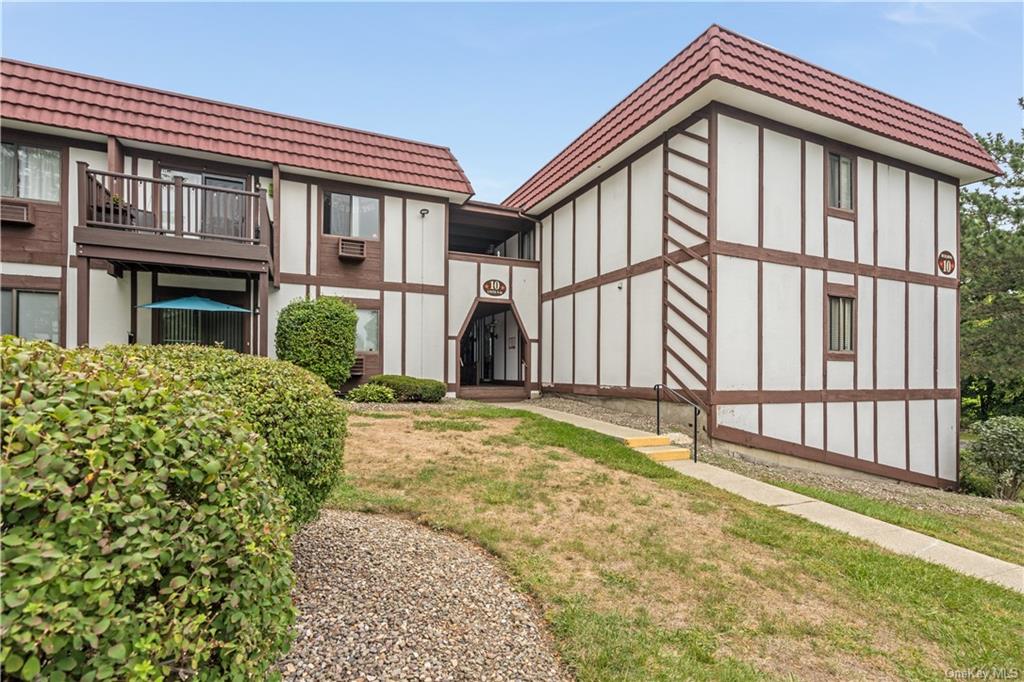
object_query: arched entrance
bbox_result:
[456,299,530,401]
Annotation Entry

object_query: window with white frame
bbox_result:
[1,142,61,202]
[828,295,854,352]
[1,289,60,343]
[828,152,853,211]
[323,192,380,238]
[355,309,379,353]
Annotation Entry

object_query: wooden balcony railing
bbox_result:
[76,163,273,252]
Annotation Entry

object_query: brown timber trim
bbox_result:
[74,227,270,264]
[447,251,539,268]
[707,106,719,432]
[713,388,956,404]
[542,244,709,301]
[272,163,281,284]
[0,274,62,290]
[549,383,709,404]
[713,424,954,489]
[712,241,956,289]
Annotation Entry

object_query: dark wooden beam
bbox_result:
[258,271,269,356]
[77,258,90,347]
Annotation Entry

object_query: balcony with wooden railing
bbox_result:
[74,162,274,275]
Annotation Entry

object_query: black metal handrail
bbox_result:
[654,383,700,462]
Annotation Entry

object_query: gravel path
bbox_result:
[528,396,1020,520]
[277,510,568,682]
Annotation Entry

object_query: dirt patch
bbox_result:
[342,412,937,680]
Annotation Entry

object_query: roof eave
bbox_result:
[510,78,1001,214]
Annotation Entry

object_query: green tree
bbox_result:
[960,98,1024,422]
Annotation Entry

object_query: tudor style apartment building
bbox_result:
[0,26,999,487]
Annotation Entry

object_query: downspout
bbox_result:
[517,210,542,259]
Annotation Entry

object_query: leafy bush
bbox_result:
[1,338,294,679]
[959,450,996,498]
[963,416,1024,500]
[367,374,446,403]
[275,296,357,391]
[347,383,396,403]
[107,345,346,525]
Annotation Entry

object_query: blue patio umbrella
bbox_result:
[139,296,249,313]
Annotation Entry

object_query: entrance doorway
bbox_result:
[457,300,528,400]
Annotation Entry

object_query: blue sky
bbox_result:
[3,3,1020,201]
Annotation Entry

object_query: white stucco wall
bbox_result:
[599,281,627,386]
[599,168,628,274]
[574,287,598,385]
[629,269,662,387]
[405,199,445,286]
[629,146,663,264]
[717,115,759,246]
[574,186,598,282]
[552,295,573,384]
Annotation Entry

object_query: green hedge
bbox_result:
[275,296,358,391]
[347,383,396,403]
[107,345,346,525]
[1,338,294,679]
[963,416,1024,500]
[367,375,446,403]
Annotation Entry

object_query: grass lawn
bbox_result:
[700,451,1024,566]
[335,404,1024,681]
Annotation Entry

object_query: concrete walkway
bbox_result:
[509,402,1024,594]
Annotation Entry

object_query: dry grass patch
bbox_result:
[332,405,1024,681]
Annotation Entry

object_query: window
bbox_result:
[1,142,61,202]
[1,289,60,343]
[828,296,854,352]
[355,309,379,353]
[324,192,379,238]
[828,152,853,211]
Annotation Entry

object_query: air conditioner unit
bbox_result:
[1,202,33,226]
[338,237,367,261]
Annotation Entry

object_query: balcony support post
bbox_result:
[258,270,269,356]
[77,256,90,347]
[174,176,184,237]
[76,162,88,227]
[272,163,281,284]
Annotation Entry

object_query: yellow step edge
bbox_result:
[622,436,672,448]
[645,448,691,462]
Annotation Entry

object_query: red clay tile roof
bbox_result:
[505,25,999,210]
[1,59,474,197]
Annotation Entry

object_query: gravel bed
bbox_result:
[700,448,1022,519]
[277,510,568,682]
[527,397,1019,519]
[528,396,665,433]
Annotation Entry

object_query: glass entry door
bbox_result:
[203,175,246,238]
[160,170,246,238]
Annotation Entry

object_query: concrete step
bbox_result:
[622,435,672,448]
[637,445,692,462]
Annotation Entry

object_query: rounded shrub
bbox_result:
[367,375,446,403]
[106,345,346,525]
[1,338,294,680]
[964,416,1024,500]
[347,383,396,403]
[275,296,357,391]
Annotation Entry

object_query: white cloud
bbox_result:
[882,2,989,37]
